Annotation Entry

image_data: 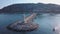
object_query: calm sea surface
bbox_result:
[0,13,60,34]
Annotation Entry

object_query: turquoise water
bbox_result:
[0,13,60,34]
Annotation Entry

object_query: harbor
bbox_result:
[0,13,60,34]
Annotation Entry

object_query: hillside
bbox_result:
[1,3,60,13]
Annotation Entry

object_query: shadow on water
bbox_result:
[36,14,44,19]
[19,32,26,34]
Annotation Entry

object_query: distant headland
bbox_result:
[0,3,60,14]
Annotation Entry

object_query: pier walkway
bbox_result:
[24,13,37,23]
